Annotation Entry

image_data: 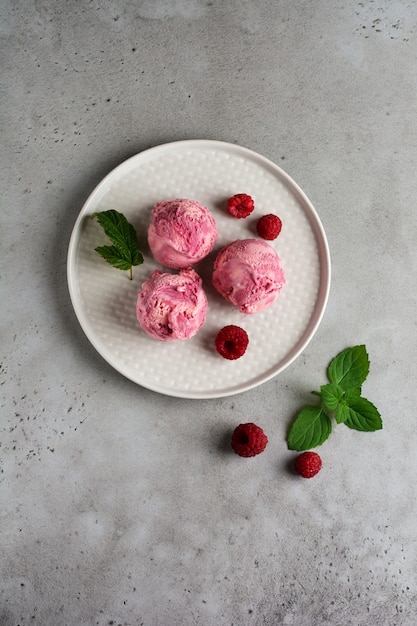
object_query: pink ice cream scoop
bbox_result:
[136,269,208,341]
[148,199,218,269]
[212,239,286,314]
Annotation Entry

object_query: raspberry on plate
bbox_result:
[256,214,282,240]
[294,451,322,478]
[227,193,255,218]
[231,423,268,457]
[215,325,249,360]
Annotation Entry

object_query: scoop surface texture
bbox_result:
[136,269,208,341]
[148,198,218,269]
[212,238,286,314]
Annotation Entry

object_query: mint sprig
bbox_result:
[94,210,143,280]
[287,346,382,451]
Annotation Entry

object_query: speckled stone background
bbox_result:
[1,1,417,625]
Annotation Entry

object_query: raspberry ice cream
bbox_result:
[136,269,208,341]
[212,239,285,314]
[148,199,218,269]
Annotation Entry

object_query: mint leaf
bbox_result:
[327,345,370,391]
[334,387,363,424]
[96,210,139,262]
[287,406,332,451]
[344,397,382,432]
[320,383,344,410]
[335,402,350,424]
[95,245,133,271]
[94,210,143,279]
[344,387,362,402]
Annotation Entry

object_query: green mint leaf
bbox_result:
[95,245,133,271]
[335,403,350,424]
[344,397,383,432]
[334,387,363,423]
[320,383,344,410]
[327,345,370,391]
[95,210,143,278]
[96,210,138,261]
[344,387,362,402]
[287,406,332,451]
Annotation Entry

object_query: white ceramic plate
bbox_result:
[67,140,330,399]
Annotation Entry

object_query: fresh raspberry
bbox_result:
[294,452,322,478]
[215,325,249,360]
[227,194,255,218]
[256,214,282,240]
[231,423,268,457]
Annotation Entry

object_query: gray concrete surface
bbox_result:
[1,1,417,624]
